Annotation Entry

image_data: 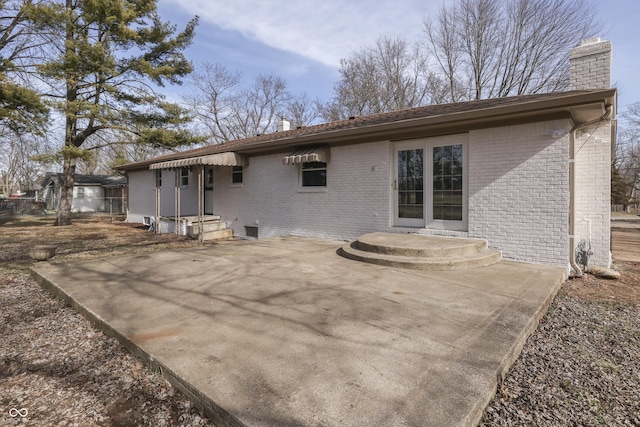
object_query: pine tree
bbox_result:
[0,0,48,134]
[26,0,199,225]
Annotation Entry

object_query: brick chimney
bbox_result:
[277,118,291,132]
[569,37,612,90]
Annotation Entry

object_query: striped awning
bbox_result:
[282,146,328,165]
[149,152,242,170]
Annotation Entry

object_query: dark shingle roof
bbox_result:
[118,89,615,171]
[42,173,126,187]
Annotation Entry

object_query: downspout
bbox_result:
[569,105,613,276]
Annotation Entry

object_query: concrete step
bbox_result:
[197,229,233,241]
[181,215,221,222]
[339,232,501,270]
[356,232,487,257]
[187,221,228,234]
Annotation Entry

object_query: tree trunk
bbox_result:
[55,154,76,226]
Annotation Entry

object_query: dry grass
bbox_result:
[0,214,200,270]
[1,214,216,426]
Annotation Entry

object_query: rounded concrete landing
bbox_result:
[340,232,501,270]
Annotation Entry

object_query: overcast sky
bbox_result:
[157,0,640,117]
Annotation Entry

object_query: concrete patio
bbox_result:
[32,236,566,426]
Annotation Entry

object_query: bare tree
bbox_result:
[322,36,443,121]
[613,128,640,211]
[613,103,640,211]
[0,130,56,196]
[424,0,601,101]
[286,93,319,129]
[185,62,318,144]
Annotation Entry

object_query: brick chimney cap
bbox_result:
[579,37,602,46]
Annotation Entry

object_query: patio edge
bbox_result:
[30,264,245,427]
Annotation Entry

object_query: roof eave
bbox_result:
[116,89,616,171]
[236,90,616,154]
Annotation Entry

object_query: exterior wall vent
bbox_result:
[245,225,259,238]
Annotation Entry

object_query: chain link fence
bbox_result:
[0,197,126,217]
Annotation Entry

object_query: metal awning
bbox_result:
[149,152,242,170]
[282,146,328,165]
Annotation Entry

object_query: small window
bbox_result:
[76,187,85,199]
[302,162,326,187]
[180,168,189,186]
[205,167,214,189]
[154,170,162,187]
[232,166,243,184]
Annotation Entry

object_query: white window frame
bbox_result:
[231,165,243,184]
[299,161,327,189]
[205,166,214,189]
[392,133,468,231]
[76,187,85,199]
[180,168,189,187]
[426,134,468,231]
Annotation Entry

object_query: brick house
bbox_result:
[117,38,616,272]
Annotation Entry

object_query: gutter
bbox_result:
[116,90,616,172]
[569,105,613,277]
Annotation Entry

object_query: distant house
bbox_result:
[41,173,127,213]
[117,38,616,273]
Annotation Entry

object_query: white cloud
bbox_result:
[163,0,437,68]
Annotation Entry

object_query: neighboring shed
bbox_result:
[41,173,127,214]
[117,38,616,273]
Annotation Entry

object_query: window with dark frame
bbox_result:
[432,144,463,221]
[180,168,189,186]
[232,166,243,184]
[397,149,423,219]
[301,161,327,187]
[154,170,162,187]
[76,187,84,199]
[205,167,214,189]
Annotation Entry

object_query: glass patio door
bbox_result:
[394,134,468,230]
[394,144,425,227]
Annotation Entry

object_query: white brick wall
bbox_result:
[467,120,571,267]
[125,118,612,268]
[569,39,612,90]
[573,122,612,266]
[213,141,391,240]
[127,169,200,224]
[568,37,613,267]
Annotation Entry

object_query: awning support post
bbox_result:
[155,173,160,234]
[197,165,204,242]
[174,169,181,235]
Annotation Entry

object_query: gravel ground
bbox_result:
[1,215,215,426]
[1,215,639,426]
[481,290,640,426]
[0,268,215,427]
